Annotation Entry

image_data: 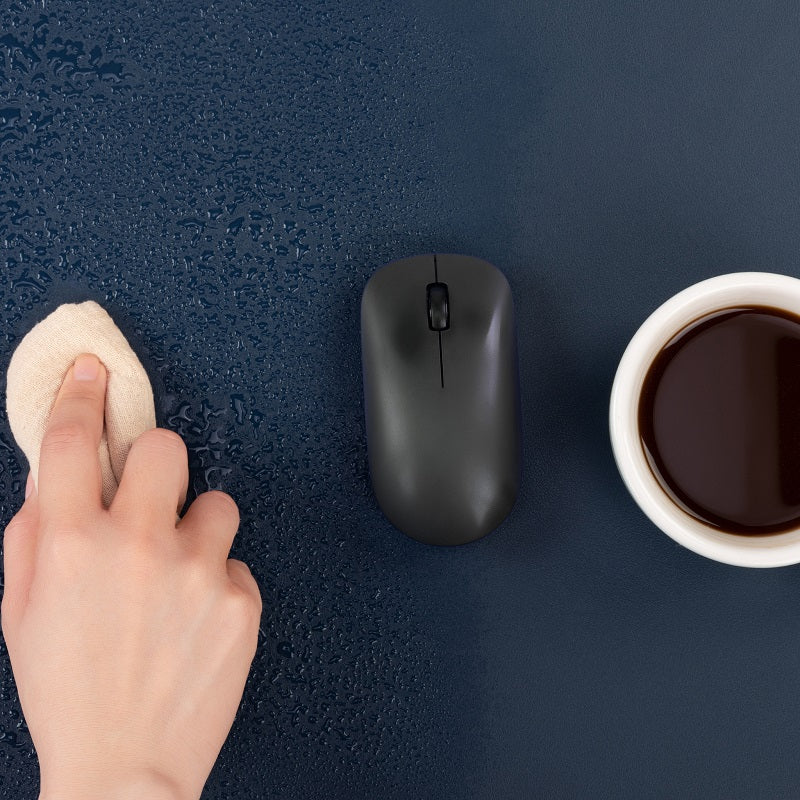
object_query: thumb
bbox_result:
[2,471,40,625]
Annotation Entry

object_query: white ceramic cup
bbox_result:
[609,271,800,568]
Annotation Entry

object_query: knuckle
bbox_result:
[228,560,261,601]
[225,581,261,623]
[119,533,158,570]
[40,511,89,539]
[42,420,93,453]
[41,530,91,581]
[206,491,240,523]
[179,547,213,587]
[62,387,101,404]
[41,498,97,531]
[134,428,188,459]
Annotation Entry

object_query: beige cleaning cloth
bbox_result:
[6,301,156,508]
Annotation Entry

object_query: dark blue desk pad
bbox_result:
[2,2,800,797]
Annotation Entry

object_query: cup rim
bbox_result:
[609,271,800,567]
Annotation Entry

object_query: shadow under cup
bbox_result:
[610,272,800,568]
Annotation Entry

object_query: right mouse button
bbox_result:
[426,282,450,331]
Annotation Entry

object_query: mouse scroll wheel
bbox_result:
[426,282,450,331]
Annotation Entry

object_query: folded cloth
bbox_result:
[6,300,156,508]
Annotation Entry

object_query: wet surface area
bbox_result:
[4,2,800,798]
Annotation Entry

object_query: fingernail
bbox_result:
[74,353,101,381]
[25,471,33,499]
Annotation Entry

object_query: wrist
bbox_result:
[39,768,188,800]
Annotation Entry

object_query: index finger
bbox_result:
[38,353,108,521]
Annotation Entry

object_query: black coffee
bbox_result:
[638,306,800,535]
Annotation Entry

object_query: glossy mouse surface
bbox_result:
[361,253,522,545]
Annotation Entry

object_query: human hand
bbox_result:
[1,353,262,800]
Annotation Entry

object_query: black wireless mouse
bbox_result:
[361,253,522,545]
